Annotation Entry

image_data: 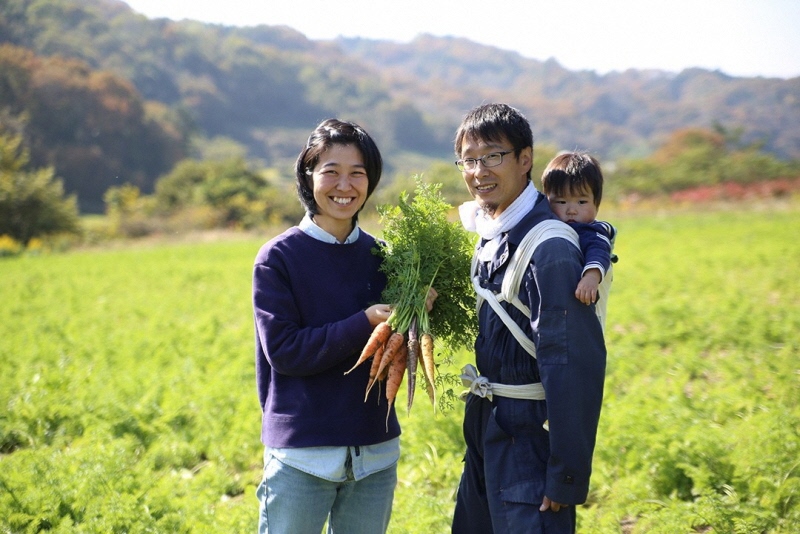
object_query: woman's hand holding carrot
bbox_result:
[365,303,393,327]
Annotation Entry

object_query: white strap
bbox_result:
[460,364,545,401]
[501,220,579,316]
[473,278,538,357]
[471,219,580,358]
[595,263,613,332]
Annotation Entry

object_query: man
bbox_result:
[452,103,606,533]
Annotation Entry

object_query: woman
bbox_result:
[253,119,399,533]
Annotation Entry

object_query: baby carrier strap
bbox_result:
[472,219,579,358]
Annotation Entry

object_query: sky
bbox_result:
[121,0,800,79]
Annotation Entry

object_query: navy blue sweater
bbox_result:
[253,227,399,448]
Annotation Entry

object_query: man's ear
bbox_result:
[519,146,533,173]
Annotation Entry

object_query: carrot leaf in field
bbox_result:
[376,177,477,353]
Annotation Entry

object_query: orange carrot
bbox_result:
[363,342,386,402]
[385,342,408,402]
[364,332,404,398]
[385,341,408,430]
[378,355,391,381]
[345,321,392,375]
[420,333,436,407]
[365,349,392,401]
[376,332,404,376]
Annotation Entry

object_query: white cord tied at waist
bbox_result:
[459,364,546,401]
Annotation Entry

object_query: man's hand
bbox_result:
[540,496,569,512]
[425,286,438,312]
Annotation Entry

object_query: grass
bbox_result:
[1,203,799,533]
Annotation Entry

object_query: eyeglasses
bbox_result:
[455,151,513,172]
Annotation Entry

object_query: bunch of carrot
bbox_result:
[344,314,436,428]
[345,178,477,422]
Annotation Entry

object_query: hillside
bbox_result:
[1,0,799,212]
[336,34,800,160]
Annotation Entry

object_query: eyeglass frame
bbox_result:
[454,150,514,172]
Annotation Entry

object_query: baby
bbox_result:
[541,152,617,330]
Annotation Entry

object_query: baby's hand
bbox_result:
[575,269,601,306]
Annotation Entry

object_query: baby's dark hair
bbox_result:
[541,152,604,207]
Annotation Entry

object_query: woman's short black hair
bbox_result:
[294,119,383,221]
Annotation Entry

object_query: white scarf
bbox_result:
[459,182,539,241]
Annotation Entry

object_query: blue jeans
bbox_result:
[256,451,397,534]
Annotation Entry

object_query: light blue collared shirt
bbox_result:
[298,214,360,244]
[264,213,400,481]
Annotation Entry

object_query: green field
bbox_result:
[2,205,799,533]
